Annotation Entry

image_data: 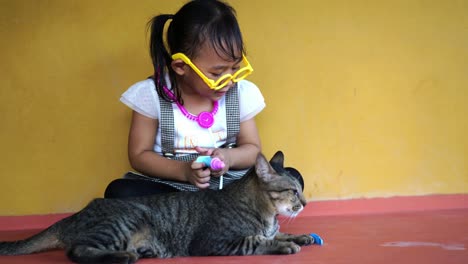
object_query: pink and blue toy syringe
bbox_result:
[195,156,225,189]
[195,156,225,170]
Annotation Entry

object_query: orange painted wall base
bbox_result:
[301,194,467,217]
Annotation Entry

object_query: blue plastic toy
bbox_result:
[310,233,324,246]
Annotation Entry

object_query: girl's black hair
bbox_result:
[148,0,245,103]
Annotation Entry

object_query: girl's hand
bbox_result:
[194,146,230,178]
[186,161,211,189]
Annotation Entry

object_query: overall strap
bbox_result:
[159,84,240,157]
[159,95,175,157]
[225,84,240,146]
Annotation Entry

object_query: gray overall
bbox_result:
[124,84,250,191]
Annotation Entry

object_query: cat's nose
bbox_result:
[301,197,307,207]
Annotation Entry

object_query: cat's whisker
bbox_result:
[279,212,296,226]
[288,215,295,225]
[287,211,301,225]
[279,216,289,225]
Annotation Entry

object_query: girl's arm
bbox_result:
[127,111,211,188]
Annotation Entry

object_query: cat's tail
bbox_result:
[0,225,63,255]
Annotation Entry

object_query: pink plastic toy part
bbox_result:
[195,156,225,170]
[197,111,215,128]
[210,157,225,170]
[162,86,218,129]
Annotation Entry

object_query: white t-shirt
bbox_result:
[120,79,265,155]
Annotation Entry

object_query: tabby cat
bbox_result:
[0,151,312,263]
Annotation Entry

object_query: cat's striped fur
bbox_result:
[0,151,312,263]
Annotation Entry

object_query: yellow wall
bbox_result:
[0,0,467,215]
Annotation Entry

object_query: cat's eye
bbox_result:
[293,190,299,197]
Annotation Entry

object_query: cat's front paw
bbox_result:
[112,251,139,264]
[137,247,157,258]
[277,242,301,254]
[294,234,313,246]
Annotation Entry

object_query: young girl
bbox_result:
[104,0,303,198]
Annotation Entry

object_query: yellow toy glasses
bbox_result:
[171,53,253,90]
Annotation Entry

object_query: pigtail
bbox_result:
[148,14,175,102]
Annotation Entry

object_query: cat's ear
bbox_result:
[255,152,278,182]
[269,151,284,168]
